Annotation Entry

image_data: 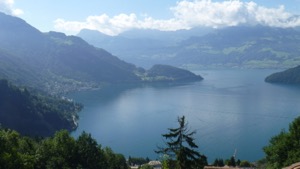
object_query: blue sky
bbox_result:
[1,0,300,35]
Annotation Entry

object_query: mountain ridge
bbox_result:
[78,26,300,69]
[0,12,202,94]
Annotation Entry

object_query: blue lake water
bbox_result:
[70,69,300,162]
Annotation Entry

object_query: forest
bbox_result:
[0,79,82,136]
[1,115,300,169]
[0,129,127,169]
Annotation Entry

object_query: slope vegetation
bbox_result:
[265,66,300,84]
[0,79,82,136]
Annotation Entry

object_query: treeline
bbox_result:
[0,129,128,169]
[212,157,253,168]
[0,79,83,136]
[211,116,300,169]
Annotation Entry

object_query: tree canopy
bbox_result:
[0,128,129,169]
[156,116,207,169]
[264,116,300,169]
[0,79,83,136]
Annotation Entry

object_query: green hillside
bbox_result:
[265,65,300,84]
[144,64,203,82]
[0,79,82,136]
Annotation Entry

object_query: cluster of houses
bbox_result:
[130,161,300,169]
[204,166,255,169]
[130,160,162,169]
[204,162,300,169]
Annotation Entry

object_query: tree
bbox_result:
[240,160,251,167]
[229,156,236,167]
[213,158,224,167]
[139,164,153,169]
[264,116,300,169]
[35,130,78,169]
[236,159,241,166]
[104,147,128,169]
[128,156,149,166]
[156,116,206,169]
[0,128,130,169]
[0,129,24,168]
[76,131,107,168]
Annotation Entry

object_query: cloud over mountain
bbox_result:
[54,0,300,36]
[0,0,23,16]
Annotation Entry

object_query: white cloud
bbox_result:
[55,13,139,36]
[54,0,300,35]
[0,0,23,16]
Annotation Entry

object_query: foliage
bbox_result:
[139,164,153,169]
[213,158,225,167]
[128,156,150,166]
[0,128,129,169]
[0,79,83,136]
[228,156,236,167]
[215,157,253,168]
[240,160,252,167]
[265,65,300,84]
[145,64,203,82]
[156,116,207,169]
[256,158,268,169]
[103,147,128,169]
[264,116,300,168]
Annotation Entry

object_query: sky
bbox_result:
[1,0,300,35]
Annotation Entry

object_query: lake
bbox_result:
[70,69,300,162]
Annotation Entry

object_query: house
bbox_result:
[148,160,162,169]
[204,166,255,169]
[283,162,300,169]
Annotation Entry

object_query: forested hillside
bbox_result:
[265,65,300,84]
[145,64,203,82]
[0,79,82,136]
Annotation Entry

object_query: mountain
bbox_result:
[265,65,300,84]
[78,26,300,69]
[77,28,212,68]
[0,12,140,94]
[0,79,82,136]
[0,12,201,94]
[175,26,300,69]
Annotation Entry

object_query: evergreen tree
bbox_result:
[218,158,224,167]
[230,156,236,167]
[213,158,224,167]
[156,116,206,169]
[76,131,107,168]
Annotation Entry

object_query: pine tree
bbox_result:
[156,116,206,169]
